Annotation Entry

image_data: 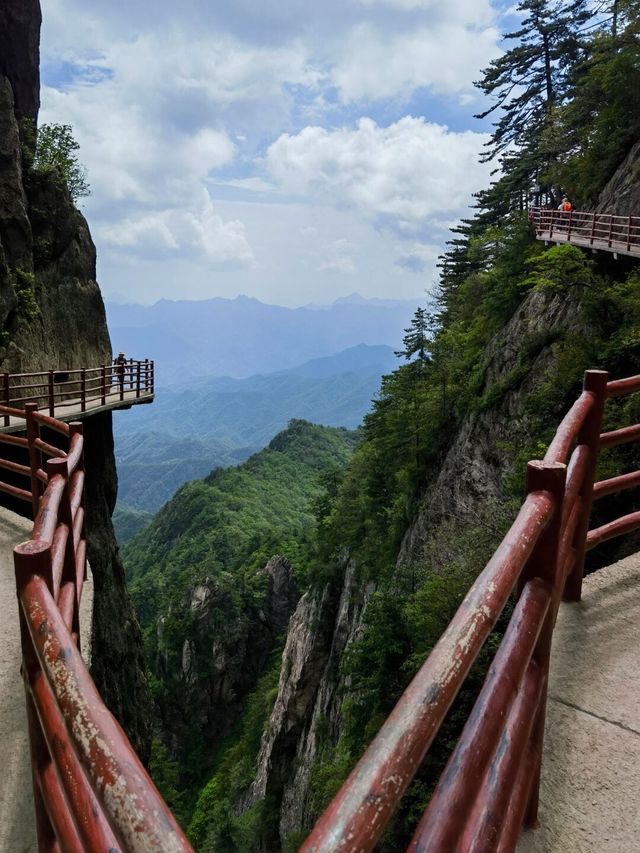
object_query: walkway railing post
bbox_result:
[25,402,42,519]
[80,368,86,413]
[564,369,609,602]
[101,365,106,406]
[48,370,55,417]
[567,210,573,242]
[14,539,57,850]
[136,360,141,398]
[3,372,9,426]
[519,460,567,829]
[627,215,632,253]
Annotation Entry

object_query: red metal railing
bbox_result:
[529,206,640,258]
[7,386,191,849]
[303,369,640,852]
[1,358,154,425]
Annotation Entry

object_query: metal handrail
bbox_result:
[303,368,640,851]
[529,207,640,258]
[9,388,191,850]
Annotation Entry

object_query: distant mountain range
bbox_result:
[113,344,398,526]
[106,293,417,385]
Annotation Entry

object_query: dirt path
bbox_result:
[519,552,640,852]
[0,507,93,852]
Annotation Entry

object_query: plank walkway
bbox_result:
[519,552,640,851]
[0,388,153,434]
[0,507,93,852]
[536,229,640,259]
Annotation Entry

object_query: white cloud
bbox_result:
[39,0,504,305]
[265,117,491,233]
[319,257,357,274]
[98,191,254,266]
[331,22,498,103]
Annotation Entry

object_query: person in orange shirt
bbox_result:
[558,196,572,212]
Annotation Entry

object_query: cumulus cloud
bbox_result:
[331,23,498,102]
[265,117,491,234]
[39,0,504,304]
[98,191,254,266]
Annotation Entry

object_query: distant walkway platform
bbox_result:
[0,359,154,434]
[0,506,93,852]
[529,207,640,260]
[519,553,640,851]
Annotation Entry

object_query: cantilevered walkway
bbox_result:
[0,359,154,434]
[520,553,640,852]
[529,207,640,260]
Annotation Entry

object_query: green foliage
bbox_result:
[33,123,90,201]
[13,268,39,321]
[125,420,358,623]
[520,243,600,293]
[112,502,153,543]
[187,657,282,850]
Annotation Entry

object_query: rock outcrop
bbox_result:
[0,1,153,758]
[596,140,640,217]
[0,0,40,121]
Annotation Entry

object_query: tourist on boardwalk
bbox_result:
[558,196,572,212]
[114,351,127,392]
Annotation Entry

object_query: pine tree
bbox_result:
[476,1,593,164]
[395,308,434,365]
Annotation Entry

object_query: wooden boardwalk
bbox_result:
[519,553,640,851]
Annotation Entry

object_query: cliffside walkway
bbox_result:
[519,551,640,852]
[529,206,640,259]
[0,505,94,853]
[0,359,154,435]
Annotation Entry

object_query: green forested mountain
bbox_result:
[121,4,640,850]
[113,345,397,528]
[122,420,358,822]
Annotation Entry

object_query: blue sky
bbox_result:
[40,0,518,306]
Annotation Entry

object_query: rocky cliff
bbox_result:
[0,0,152,757]
[596,139,640,217]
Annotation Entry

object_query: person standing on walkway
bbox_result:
[114,351,126,393]
[558,196,572,212]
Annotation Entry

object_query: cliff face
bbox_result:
[0,0,40,121]
[155,555,299,775]
[0,2,152,758]
[596,140,640,217]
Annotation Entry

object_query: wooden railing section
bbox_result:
[303,369,640,852]
[2,358,154,425]
[529,206,640,258]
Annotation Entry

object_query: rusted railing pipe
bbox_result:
[301,492,554,852]
[16,554,192,852]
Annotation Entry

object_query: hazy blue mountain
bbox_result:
[113,344,397,517]
[106,294,416,384]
